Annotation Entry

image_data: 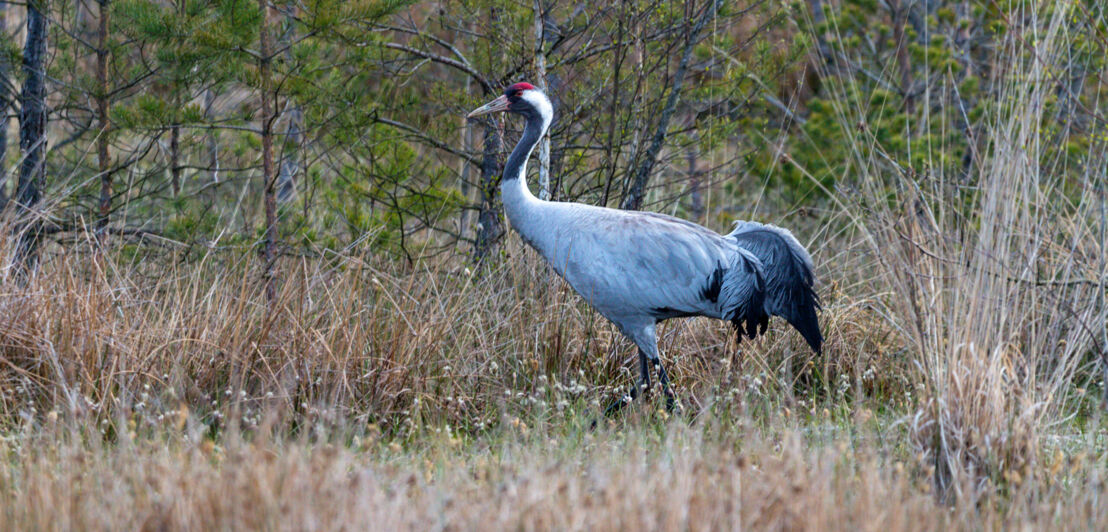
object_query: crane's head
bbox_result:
[467,82,552,123]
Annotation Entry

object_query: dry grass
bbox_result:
[0,216,1102,530]
[808,0,1108,500]
[0,230,863,437]
[2,413,1106,530]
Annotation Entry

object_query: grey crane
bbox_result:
[468,83,822,409]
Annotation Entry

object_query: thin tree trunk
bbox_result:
[96,0,112,236]
[687,131,703,222]
[807,0,833,65]
[454,17,478,240]
[473,121,503,261]
[533,0,551,200]
[621,0,720,211]
[601,6,625,207]
[74,0,92,37]
[473,6,505,261]
[459,76,472,239]
[277,106,300,203]
[548,98,565,200]
[890,0,914,113]
[1100,192,1108,406]
[547,74,565,201]
[258,0,278,303]
[169,0,182,197]
[277,7,300,203]
[205,89,220,183]
[170,121,180,195]
[0,2,10,211]
[15,3,48,274]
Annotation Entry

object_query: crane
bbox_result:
[468,82,822,410]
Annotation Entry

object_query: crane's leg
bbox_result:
[653,360,677,412]
[601,349,649,418]
[599,321,680,419]
[637,348,652,398]
[636,323,677,412]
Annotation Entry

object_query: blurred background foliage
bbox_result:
[0,0,1104,266]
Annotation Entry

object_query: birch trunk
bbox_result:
[533,0,551,200]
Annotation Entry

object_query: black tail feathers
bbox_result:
[720,249,771,345]
[785,287,823,354]
[731,311,770,345]
[729,221,823,354]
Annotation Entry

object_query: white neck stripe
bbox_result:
[520,90,553,136]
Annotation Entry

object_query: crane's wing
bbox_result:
[729,221,823,354]
[546,206,766,338]
[631,213,767,339]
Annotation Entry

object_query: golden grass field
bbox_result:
[0,221,1104,530]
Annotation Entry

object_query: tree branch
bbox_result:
[375,116,479,165]
[383,42,493,93]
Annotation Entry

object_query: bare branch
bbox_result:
[383,42,493,93]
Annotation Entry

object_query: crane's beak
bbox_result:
[467,95,510,118]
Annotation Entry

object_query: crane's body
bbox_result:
[469,83,822,408]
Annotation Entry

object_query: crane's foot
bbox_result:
[594,379,684,426]
[589,358,682,429]
[662,390,680,414]
[594,391,679,427]
[600,393,634,419]
[590,390,633,430]
[653,361,680,414]
[593,377,646,425]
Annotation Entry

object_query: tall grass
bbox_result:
[818,0,1108,496]
[0,230,840,439]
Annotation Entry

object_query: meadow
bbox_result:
[0,238,1103,530]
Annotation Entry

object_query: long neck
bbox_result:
[500,107,551,248]
[503,109,548,186]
